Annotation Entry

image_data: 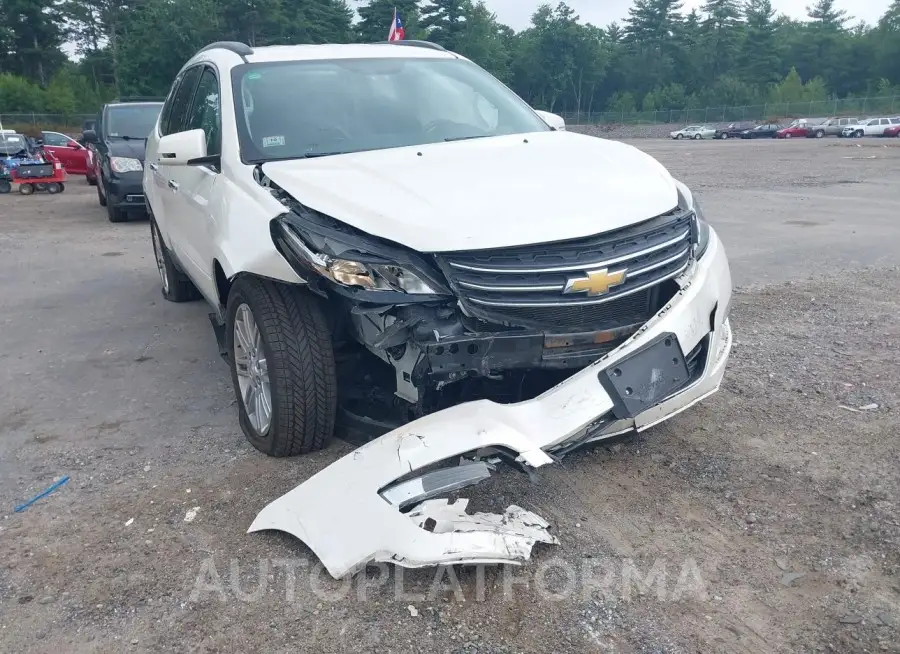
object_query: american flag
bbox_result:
[388,8,405,41]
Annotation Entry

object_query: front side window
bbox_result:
[164,66,203,135]
[104,103,163,140]
[42,131,72,147]
[231,57,549,162]
[185,68,221,156]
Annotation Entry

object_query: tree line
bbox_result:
[0,0,898,119]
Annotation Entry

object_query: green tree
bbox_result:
[421,0,468,51]
[699,0,743,79]
[738,0,780,86]
[0,0,67,85]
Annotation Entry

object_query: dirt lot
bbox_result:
[1,139,898,653]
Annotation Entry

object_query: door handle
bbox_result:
[149,162,158,171]
[167,180,179,191]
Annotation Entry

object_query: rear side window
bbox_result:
[185,67,221,156]
[163,66,203,135]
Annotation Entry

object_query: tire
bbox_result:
[150,218,201,302]
[46,182,62,194]
[19,183,34,195]
[87,175,97,186]
[0,180,10,194]
[97,181,107,207]
[226,277,337,457]
[721,133,729,140]
[675,134,683,140]
[693,134,701,140]
[107,196,126,223]
[815,130,824,138]
[785,133,792,139]
[855,130,863,138]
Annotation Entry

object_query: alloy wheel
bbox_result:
[233,304,271,435]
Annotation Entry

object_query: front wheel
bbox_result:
[46,182,62,194]
[815,130,824,138]
[19,183,34,195]
[855,130,864,138]
[0,180,10,194]
[675,134,683,140]
[226,278,337,457]
[693,134,702,140]
[785,133,792,139]
[721,133,729,140]
[97,181,107,206]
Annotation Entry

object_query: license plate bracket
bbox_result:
[598,332,689,420]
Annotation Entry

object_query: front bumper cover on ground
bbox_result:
[249,230,733,579]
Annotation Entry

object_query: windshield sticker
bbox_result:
[248,73,262,80]
[262,135,285,148]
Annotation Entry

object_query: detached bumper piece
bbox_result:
[249,231,733,579]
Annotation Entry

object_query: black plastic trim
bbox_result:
[196,41,253,61]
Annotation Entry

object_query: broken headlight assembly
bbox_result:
[692,200,711,259]
[272,210,449,297]
[676,180,710,260]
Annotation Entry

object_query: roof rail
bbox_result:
[111,96,166,103]
[383,39,447,52]
[196,41,254,61]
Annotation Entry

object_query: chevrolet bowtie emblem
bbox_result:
[563,268,627,296]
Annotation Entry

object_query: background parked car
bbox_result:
[842,117,895,138]
[883,120,900,137]
[714,122,754,139]
[807,117,859,138]
[670,124,716,140]
[83,98,163,222]
[40,130,90,176]
[740,123,782,138]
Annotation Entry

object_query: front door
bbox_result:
[42,131,88,174]
[165,65,223,303]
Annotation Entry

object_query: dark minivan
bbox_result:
[83,98,163,222]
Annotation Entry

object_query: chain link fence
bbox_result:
[0,113,97,133]
[2,95,898,132]
[560,96,900,126]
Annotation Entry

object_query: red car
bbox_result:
[883,124,900,138]
[776,124,809,139]
[40,130,92,178]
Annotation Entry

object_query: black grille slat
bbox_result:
[446,208,690,272]
[482,290,653,329]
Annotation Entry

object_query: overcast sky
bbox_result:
[482,0,889,29]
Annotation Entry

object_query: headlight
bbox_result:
[675,180,710,259]
[276,218,445,296]
[110,156,142,173]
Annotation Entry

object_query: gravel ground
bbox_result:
[1,139,899,653]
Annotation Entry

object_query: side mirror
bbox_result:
[534,110,566,131]
[157,129,207,166]
[82,129,98,144]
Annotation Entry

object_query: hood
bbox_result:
[106,139,148,162]
[262,131,679,253]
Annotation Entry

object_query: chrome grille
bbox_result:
[437,208,695,329]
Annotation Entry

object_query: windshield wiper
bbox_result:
[110,135,148,141]
[444,134,489,142]
[303,151,346,158]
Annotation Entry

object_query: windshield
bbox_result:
[0,134,29,155]
[104,103,162,139]
[232,57,550,162]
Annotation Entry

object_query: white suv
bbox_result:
[145,40,732,466]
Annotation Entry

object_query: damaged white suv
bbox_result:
[146,40,732,577]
